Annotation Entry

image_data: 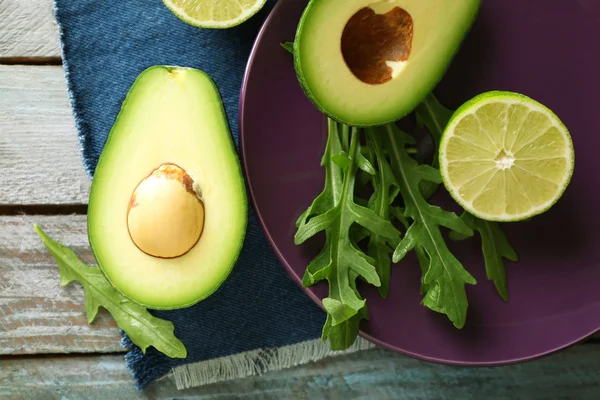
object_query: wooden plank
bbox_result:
[0,211,598,356]
[2,346,600,399]
[0,214,124,355]
[0,65,90,205]
[0,0,60,58]
[0,355,151,400]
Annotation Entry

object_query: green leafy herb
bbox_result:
[416,94,454,149]
[381,123,476,328]
[34,225,187,358]
[281,41,294,54]
[294,83,519,335]
[322,271,370,351]
[364,129,401,298]
[295,121,399,349]
[451,213,519,302]
[415,94,454,199]
[390,206,431,297]
[295,119,342,229]
[416,94,518,301]
[340,123,350,152]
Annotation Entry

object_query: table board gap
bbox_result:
[0,350,127,362]
[0,204,88,216]
[0,57,62,66]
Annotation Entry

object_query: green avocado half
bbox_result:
[294,0,481,126]
[88,66,247,310]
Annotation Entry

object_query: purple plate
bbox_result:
[240,0,600,365]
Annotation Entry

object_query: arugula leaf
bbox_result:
[295,122,399,348]
[296,119,343,228]
[390,206,431,297]
[281,41,294,54]
[451,213,519,302]
[416,94,454,151]
[381,123,476,328]
[322,270,369,351]
[357,151,376,176]
[340,123,350,152]
[364,129,401,298]
[417,94,518,302]
[415,94,454,199]
[34,225,187,358]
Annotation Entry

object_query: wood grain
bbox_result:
[0,65,90,205]
[0,0,60,58]
[0,214,124,355]
[2,346,600,400]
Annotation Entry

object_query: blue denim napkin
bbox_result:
[53,0,373,390]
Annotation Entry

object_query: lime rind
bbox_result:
[439,91,575,222]
[162,0,267,29]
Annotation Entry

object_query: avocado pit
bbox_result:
[341,3,413,85]
[127,163,205,259]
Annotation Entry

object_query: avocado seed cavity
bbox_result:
[341,3,413,85]
[127,163,205,259]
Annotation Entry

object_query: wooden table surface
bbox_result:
[1,1,599,399]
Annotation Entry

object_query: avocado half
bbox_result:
[88,66,247,310]
[294,0,481,126]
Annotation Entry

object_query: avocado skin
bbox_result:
[293,0,482,127]
[88,66,248,310]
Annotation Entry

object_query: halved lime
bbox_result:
[163,0,267,29]
[439,91,575,222]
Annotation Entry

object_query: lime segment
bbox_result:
[163,0,267,28]
[440,91,574,222]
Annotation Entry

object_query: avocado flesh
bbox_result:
[88,66,247,309]
[295,0,481,126]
